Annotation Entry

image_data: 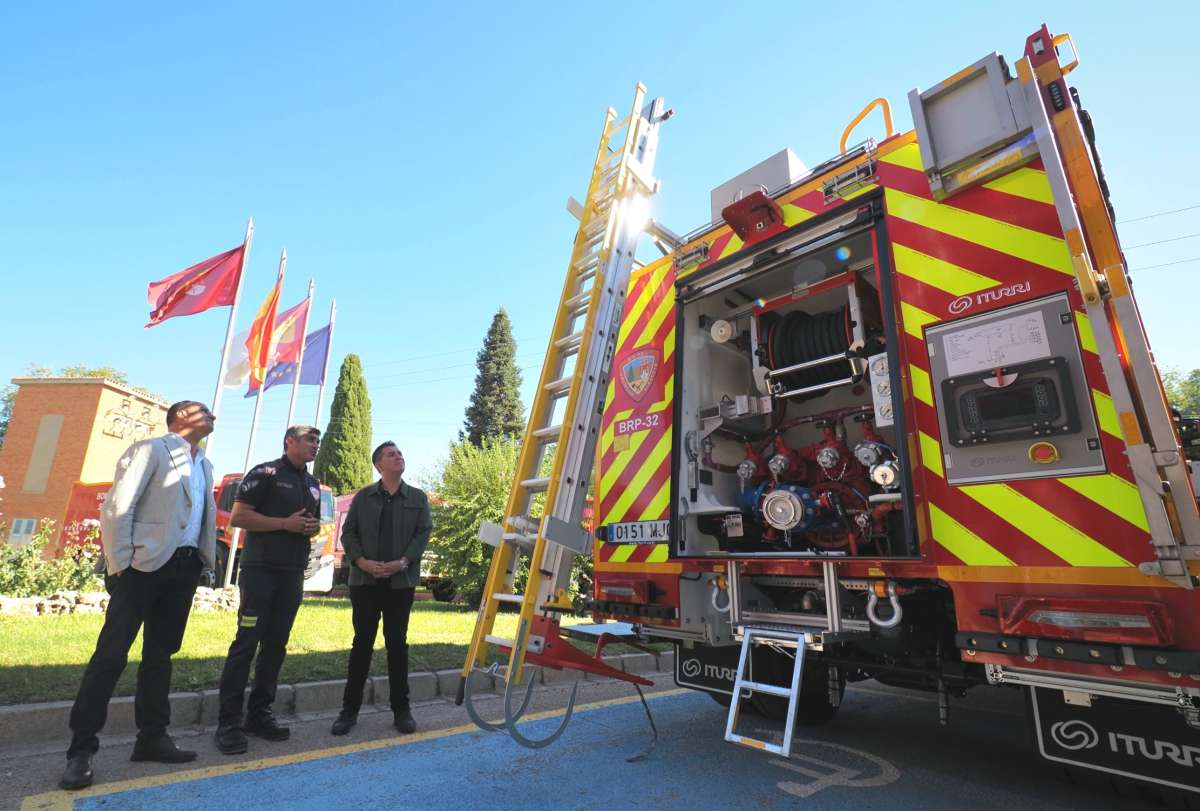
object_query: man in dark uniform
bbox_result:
[331,441,432,736]
[214,425,321,755]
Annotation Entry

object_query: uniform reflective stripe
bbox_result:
[1091,390,1122,439]
[982,166,1055,205]
[892,243,1000,296]
[885,188,1073,276]
[900,301,939,340]
[1059,473,1151,533]
[928,504,1015,566]
[645,544,669,563]
[919,431,945,477]
[638,478,671,522]
[910,364,933,406]
[604,429,673,523]
[959,483,1133,567]
[1074,311,1098,355]
[880,142,924,171]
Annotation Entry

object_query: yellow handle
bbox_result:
[840,98,894,154]
[1053,33,1080,76]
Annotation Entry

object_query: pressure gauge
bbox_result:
[870,357,889,377]
[870,460,900,488]
[768,454,789,475]
[854,441,884,467]
[736,459,757,481]
[816,446,840,470]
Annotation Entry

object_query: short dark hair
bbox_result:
[166,400,203,429]
[283,424,320,450]
[372,441,398,467]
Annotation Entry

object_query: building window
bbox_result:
[8,518,39,546]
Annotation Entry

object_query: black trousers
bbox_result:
[217,567,304,726]
[67,551,201,758]
[342,583,415,715]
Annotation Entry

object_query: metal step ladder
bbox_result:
[725,627,808,757]
[458,84,670,747]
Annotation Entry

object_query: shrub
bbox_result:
[0,520,104,597]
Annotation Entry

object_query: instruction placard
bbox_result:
[943,310,1050,377]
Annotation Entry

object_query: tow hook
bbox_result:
[866,580,902,629]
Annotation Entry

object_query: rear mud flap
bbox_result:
[1029,686,1200,794]
[675,643,741,696]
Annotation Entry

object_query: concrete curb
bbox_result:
[0,651,676,753]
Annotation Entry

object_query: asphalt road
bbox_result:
[3,674,1161,810]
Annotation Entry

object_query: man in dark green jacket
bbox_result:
[332,441,432,736]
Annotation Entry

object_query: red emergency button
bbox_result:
[1028,441,1060,464]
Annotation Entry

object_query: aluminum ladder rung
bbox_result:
[493,593,524,605]
[501,532,534,550]
[564,290,592,314]
[485,635,514,648]
[532,424,564,441]
[520,477,550,492]
[555,331,584,352]
[724,627,807,758]
[544,375,573,396]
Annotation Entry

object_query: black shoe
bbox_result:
[393,708,416,735]
[245,714,290,741]
[59,754,94,790]
[214,724,248,755]
[331,714,357,736]
[130,734,198,764]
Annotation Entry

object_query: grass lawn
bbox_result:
[0,598,521,705]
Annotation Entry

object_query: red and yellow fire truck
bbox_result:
[461,23,1200,793]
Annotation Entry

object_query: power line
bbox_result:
[362,335,550,369]
[1131,256,1200,272]
[1123,233,1200,251]
[1117,203,1200,225]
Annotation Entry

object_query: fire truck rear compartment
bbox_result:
[674,225,916,559]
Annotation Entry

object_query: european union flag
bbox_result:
[246,324,332,397]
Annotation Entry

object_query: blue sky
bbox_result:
[2,1,1197,484]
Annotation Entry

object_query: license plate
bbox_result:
[607,520,670,544]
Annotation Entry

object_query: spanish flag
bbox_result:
[245,267,284,389]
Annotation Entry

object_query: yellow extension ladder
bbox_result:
[457,84,670,745]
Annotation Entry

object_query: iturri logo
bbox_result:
[681,658,702,678]
[1050,720,1100,751]
[948,295,973,315]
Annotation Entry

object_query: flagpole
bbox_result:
[313,299,336,428]
[223,247,285,588]
[286,279,315,429]
[206,216,254,466]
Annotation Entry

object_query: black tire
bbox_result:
[431,579,457,603]
[749,647,844,726]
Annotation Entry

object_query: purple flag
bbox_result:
[246,324,332,397]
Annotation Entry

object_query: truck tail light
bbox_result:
[998,596,1173,646]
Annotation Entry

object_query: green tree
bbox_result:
[0,364,135,449]
[426,436,520,607]
[1163,368,1200,414]
[462,308,525,446]
[314,354,374,494]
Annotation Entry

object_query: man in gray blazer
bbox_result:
[60,400,218,791]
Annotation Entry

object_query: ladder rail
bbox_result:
[725,627,808,758]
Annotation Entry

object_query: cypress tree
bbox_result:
[463,308,525,445]
[314,354,374,494]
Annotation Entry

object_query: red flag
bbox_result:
[246,274,283,388]
[244,298,310,396]
[146,245,245,328]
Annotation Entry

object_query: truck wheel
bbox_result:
[749,647,844,726]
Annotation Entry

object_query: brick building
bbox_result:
[0,378,168,549]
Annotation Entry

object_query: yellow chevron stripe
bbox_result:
[1092,389,1122,439]
[840,183,879,202]
[892,243,1000,296]
[638,477,671,521]
[910,364,933,406]
[600,427,651,495]
[608,544,636,563]
[959,483,1133,567]
[982,167,1055,206]
[616,261,671,352]
[1074,312,1097,356]
[885,188,1073,276]
[1059,473,1150,533]
[919,431,945,477]
[928,504,1015,566]
[880,142,924,171]
[716,233,743,262]
[901,301,940,340]
[599,405,633,458]
[634,288,674,349]
[646,544,670,563]
[783,205,817,227]
[606,429,673,522]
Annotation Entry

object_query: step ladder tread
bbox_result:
[737,680,793,698]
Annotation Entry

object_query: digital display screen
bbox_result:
[976,386,1039,423]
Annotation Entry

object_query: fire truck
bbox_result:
[459,23,1200,794]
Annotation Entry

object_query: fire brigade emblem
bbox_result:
[619,349,659,403]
